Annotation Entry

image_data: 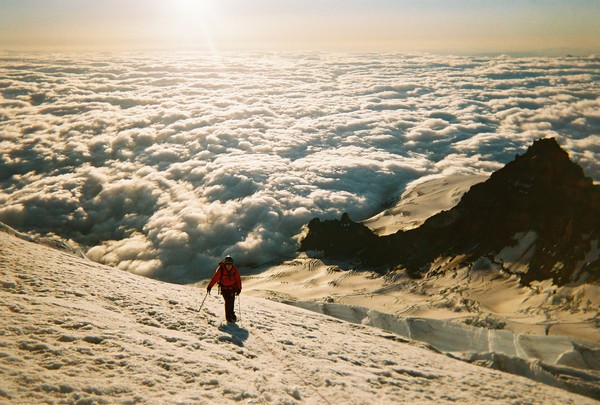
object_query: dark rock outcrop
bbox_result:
[300,213,378,259]
[300,138,600,285]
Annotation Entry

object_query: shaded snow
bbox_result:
[574,240,600,282]
[495,231,538,275]
[1,231,597,404]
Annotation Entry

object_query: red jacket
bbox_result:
[208,264,242,292]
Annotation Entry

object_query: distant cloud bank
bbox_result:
[1,52,598,282]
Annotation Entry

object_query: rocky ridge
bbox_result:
[300,138,600,285]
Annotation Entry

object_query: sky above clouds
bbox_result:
[1,0,599,54]
[1,52,599,282]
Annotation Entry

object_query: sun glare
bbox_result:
[171,0,214,20]
[155,0,220,52]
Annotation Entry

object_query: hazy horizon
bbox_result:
[1,0,599,56]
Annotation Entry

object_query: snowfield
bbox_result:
[1,230,598,404]
[363,174,489,235]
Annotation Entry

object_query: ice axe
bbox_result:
[198,291,209,312]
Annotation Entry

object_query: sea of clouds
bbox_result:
[1,52,599,282]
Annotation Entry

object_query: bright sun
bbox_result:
[154,0,220,50]
[171,0,214,19]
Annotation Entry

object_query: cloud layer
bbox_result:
[1,52,599,282]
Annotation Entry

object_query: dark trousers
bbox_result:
[222,289,237,322]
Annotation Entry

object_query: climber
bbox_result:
[207,255,242,323]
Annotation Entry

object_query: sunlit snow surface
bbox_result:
[290,301,600,399]
[1,52,599,281]
[1,231,597,403]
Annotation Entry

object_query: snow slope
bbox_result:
[244,256,600,346]
[1,231,596,404]
[363,175,488,235]
[244,256,600,400]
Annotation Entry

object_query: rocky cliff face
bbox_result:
[300,138,600,285]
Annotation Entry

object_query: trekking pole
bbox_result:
[198,291,209,312]
[238,294,242,326]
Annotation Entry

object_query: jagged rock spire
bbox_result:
[300,138,600,285]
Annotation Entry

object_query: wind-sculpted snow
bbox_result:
[290,301,600,399]
[1,52,599,282]
[0,230,596,403]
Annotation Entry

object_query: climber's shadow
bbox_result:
[217,323,249,347]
